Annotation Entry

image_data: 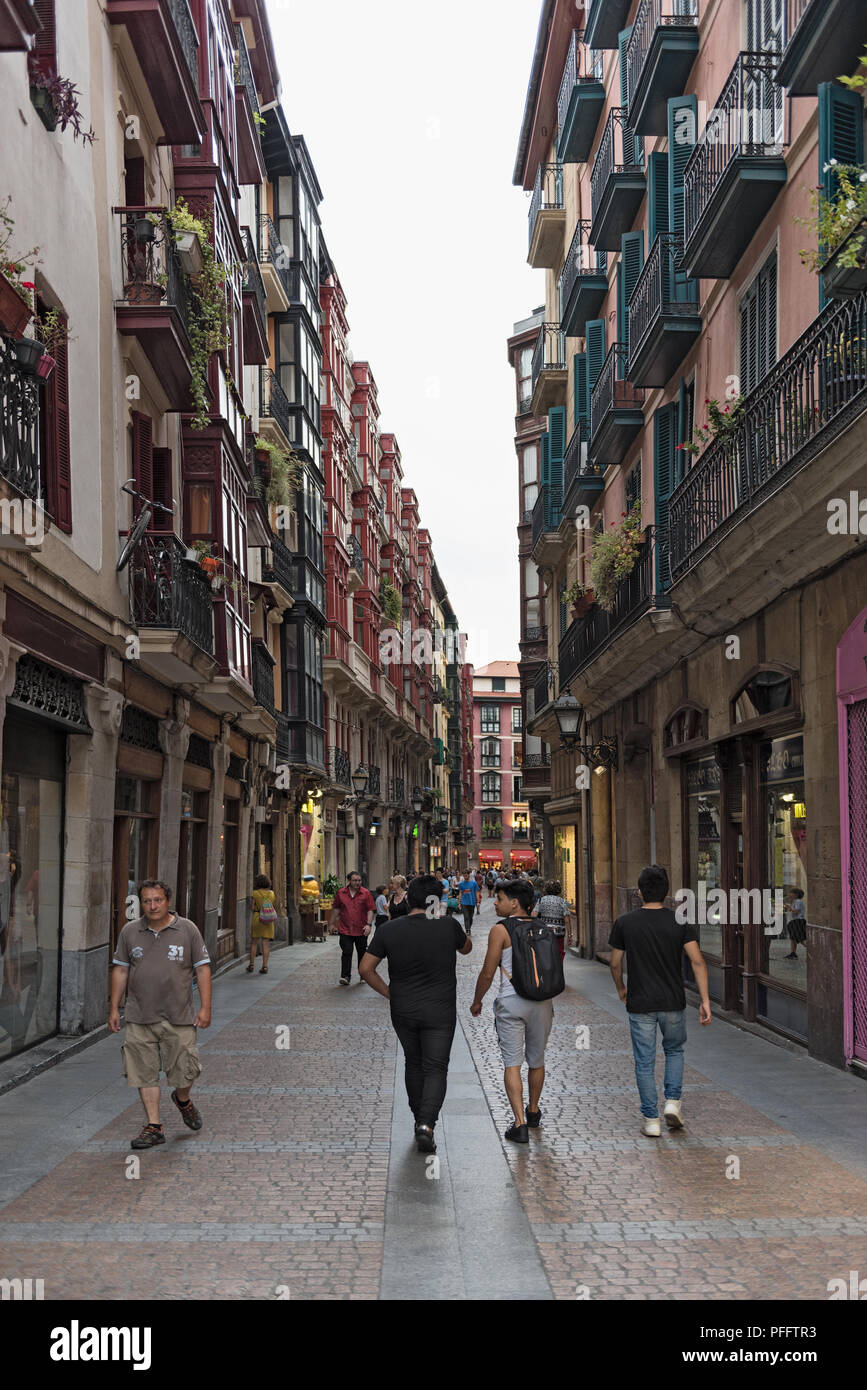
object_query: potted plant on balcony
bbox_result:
[29,73,95,145]
[798,160,867,299]
[378,575,402,627]
[676,395,747,463]
[589,502,644,612]
[0,201,40,337]
[165,197,206,278]
[252,437,302,508]
[565,579,595,620]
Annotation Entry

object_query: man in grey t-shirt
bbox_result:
[110,879,211,1150]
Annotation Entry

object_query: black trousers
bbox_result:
[391,1011,456,1128]
[339,934,367,979]
[461,905,475,933]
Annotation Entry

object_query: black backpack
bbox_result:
[501,917,565,1002]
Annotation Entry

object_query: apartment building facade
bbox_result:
[0,0,471,1062]
[514,0,867,1070]
[470,663,534,874]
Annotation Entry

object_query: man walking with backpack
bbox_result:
[469,877,564,1144]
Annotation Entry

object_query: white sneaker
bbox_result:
[664,1099,683,1129]
[641,1117,661,1137]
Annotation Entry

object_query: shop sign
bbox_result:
[686,757,721,794]
[762,737,804,784]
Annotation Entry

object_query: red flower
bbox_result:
[704,397,710,404]
[20,281,35,290]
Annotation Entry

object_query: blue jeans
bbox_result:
[627,1011,687,1118]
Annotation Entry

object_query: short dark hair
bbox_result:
[408,873,445,911]
[496,878,535,913]
[638,864,669,904]
[140,879,172,900]
[546,879,561,896]
[254,873,271,890]
[347,870,362,881]
[375,885,386,897]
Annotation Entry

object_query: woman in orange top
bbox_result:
[248,873,277,974]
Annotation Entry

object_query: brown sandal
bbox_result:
[259,966,268,973]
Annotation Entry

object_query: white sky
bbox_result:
[265,0,543,668]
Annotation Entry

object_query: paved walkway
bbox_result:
[0,898,865,1300]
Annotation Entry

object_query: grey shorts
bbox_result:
[493,993,554,1069]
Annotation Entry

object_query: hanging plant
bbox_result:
[379,575,402,626]
[30,73,96,145]
[253,436,303,507]
[165,199,231,430]
[589,503,644,612]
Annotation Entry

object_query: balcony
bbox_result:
[259,367,293,450]
[559,221,609,339]
[625,0,699,137]
[347,533,365,589]
[0,335,42,517]
[237,639,277,737]
[114,208,193,410]
[129,533,217,685]
[533,665,553,720]
[531,483,568,567]
[557,31,606,165]
[521,624,548,645]
[481,823,504,841]
[241,227,268,366]
[106,0,203,144]
[258,214,290,313]
[0,0,40,49]
[530,322,567,417]
[559,528,671,705]
[584,0,632,50]
[328,746,352,789]
[777,0,867,95]
[528,164,565,269]
[683,53,787,280]
[669,290,867,604]
[523,753,552,793]
[562,423,604,513]
[628,234,701,388]
[589,344,645,464]
[590,109,645,251]
[233,22,265,185]
[260,532,295,611]
[389,777,406,806]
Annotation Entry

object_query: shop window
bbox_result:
[664,702,707,751]
[685,757,723,960]
[217,799,240,956]
[112,775,159,947]
[759,736,807,995]
[177,790,208,925]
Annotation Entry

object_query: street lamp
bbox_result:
[553,693,583,749]
[411,786,423,815]
[351,764,369,797]
[352,765,369,883]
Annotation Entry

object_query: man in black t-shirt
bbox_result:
[608,864,711,1138]
[360,873,473,1154]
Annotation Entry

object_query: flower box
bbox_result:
[820,219,867,300]
[35,351,56,381]
[0,272,33,338]
[14,336,45,373]
[29,84,57,132]
[174,230,204,277]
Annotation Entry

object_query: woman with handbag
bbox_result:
[248,873,278,973]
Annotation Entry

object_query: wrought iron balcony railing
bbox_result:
[262,531,295,592]
[528,163,564,248]
[522,624,547,643]
[683,52,785,254]
[563,421,603,499]
[0,335,41,502]
[531,322,566,394]
[531,483,563,548]
[328,746,351,788]
[590,343,645,440]
[625,0,698,126]
[115,207,190,335]
[167,0,198,86]
[233,21,259,117]
[557,30,604,140]
[258,213,290,298]
[251,640,276,715]
[130,533,214,655]
[669,290,867,579]
[347,533,364,575]
[590,108,643,222]
[559,527,658,687]
[259,367,292,442]
[241,226,266,329]
[533,664,553,717]
[628,233,698,364]
[524,753,552,769]
[559,220,607,326]
[389,776,406,805]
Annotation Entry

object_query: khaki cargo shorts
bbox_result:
[122,1020,202,1089]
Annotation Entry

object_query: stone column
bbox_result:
[203,735,231,962]
[62,682,124,1035]
[157,697,190,898]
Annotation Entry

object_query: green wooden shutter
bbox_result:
[540,430,551,487]
[586,319,606,388]
[648,151,669,243]
[818,82,864,308]
[668,94,697,241]
[653,403,676,592]
[548,406,566,525]
[619,231,644,372]
[619,28,641,166]
[574,354,589,436]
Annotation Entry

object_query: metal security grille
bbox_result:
[848,699,867,1061]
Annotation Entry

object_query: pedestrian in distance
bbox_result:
[330,871,375,986]
[360,873,473,1154]
[458,869,479,937]
[608,864,711,1137]
[388,874,410,919]
[470,877,564,1144]
[536,879,573,962]
[786,890,807,960]
[247,873,277,974]
[109,879,211,1150]
[485,869,497,898]
[374,885,390,928]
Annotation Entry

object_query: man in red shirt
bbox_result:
[330,871,375,986]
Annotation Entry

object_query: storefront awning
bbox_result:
[478,853,503,868]
[510,848,537,865]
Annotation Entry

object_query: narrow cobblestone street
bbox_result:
[1,897,866,1301]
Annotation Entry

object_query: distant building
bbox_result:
[470,664,535,874]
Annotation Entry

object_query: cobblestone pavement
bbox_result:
[0,897,865,1300]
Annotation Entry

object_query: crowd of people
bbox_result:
[109,859,711,1158]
